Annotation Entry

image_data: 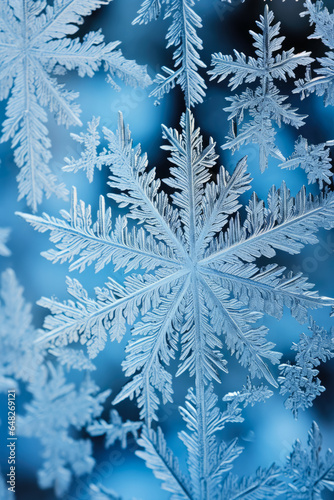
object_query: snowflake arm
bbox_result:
[175,283,228,383]
[161,110,218,250]
[195,156,251,256]
[35,269,188,353]
[201,263,331,323]
[113,277,190,426]
[153,0,206,107]
[200,185,334,280]
[200,277,280,386]
[223,377,273,408]
[133,0,167,25]
[2,68,69,209]
[138,0,206,107]
[222,465,285,500]
[179,385,243,499]
[17,187,180,274]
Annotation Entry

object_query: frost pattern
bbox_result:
[18,105,334,496]
[11,1,334,498]
[19,110,334,411]
[0,0,151,210]
[0,254,124,497]
[209,6,313,171]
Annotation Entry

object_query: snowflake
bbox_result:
[13,1,334,498]
[19,110,334,430]
[209,6,313,171]
[0,0,151,210]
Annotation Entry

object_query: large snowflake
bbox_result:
[20,110,334,429]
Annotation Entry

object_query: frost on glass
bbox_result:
[0,0,151,210]
[4,0,334,498]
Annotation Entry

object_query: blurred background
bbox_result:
[0,0,334,498]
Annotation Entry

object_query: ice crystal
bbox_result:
[209,6,313,171]
[10,1,334,498]
[19,107,334,433]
